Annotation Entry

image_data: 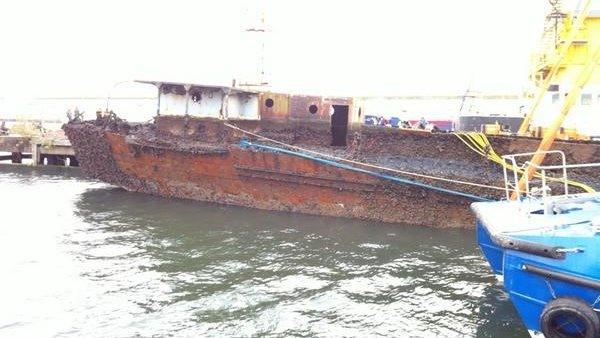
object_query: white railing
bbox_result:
[502,150,600,202]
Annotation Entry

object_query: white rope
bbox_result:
[223,122,508,192]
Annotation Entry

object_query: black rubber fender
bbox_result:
[540,297,600,338]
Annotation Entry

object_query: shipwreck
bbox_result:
[62,80,600,228]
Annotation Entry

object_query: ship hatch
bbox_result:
[331,105,349,146]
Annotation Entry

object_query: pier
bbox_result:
[0,135,78,166]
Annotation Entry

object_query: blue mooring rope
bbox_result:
[239,139,491,202]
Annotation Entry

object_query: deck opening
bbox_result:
[331,105,349,146]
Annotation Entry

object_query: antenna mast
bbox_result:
[240,4,269,87]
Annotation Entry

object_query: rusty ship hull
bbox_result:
[63,81,600,228]
[63,113,600,228]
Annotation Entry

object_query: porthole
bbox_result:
[191,92,202,102]
[265,98,274,108]
[309,104,318,114]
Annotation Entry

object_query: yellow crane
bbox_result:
[511,0,600,199]
[512,42,600,199]
[517,0,593,136]
[455,1,600,199]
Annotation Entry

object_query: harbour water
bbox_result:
[0,165,527,338]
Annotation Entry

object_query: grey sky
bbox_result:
[0,0,548,98]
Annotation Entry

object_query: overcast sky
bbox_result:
[0,0,549,99]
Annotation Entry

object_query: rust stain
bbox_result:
[64,115,600,229]
[98,128,473,228]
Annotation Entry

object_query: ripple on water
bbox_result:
[358,242,390,249]
[0,165,529,338]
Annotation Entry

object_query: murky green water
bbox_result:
[0,164,528,338]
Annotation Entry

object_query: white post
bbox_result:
[31,141,40,166]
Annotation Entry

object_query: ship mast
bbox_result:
[548,0,567,49]
[518,0,567,134]
[239,3,269,88]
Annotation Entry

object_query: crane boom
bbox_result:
[517,0,593,135]
[511,42,600,200]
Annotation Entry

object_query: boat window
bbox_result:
[309,104,318,114]
[581,93,592,105]
[551,93,559,104]
[265,98,274,108]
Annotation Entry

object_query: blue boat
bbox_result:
[473,151,600,338]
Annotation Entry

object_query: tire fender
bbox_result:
[540,297,600,338]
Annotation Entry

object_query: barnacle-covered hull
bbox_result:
[63,113,600,228]
[63,117,474,227]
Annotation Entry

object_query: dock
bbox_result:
[0,134,78,166]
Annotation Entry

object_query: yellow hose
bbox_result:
[454,132,594,193]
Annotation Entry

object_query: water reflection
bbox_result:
[0,165,528,337]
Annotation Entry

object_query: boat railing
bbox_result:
[501,150,600,203]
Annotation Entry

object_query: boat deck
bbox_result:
[472,194,600,236]
[473,194,600,279]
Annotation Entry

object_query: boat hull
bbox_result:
[64,121,476,227]
[63,116,600,228]
[476,217,600,336]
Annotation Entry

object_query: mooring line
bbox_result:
[454,131,595,193]
[223,122,507,193]
[238,139,491,202]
